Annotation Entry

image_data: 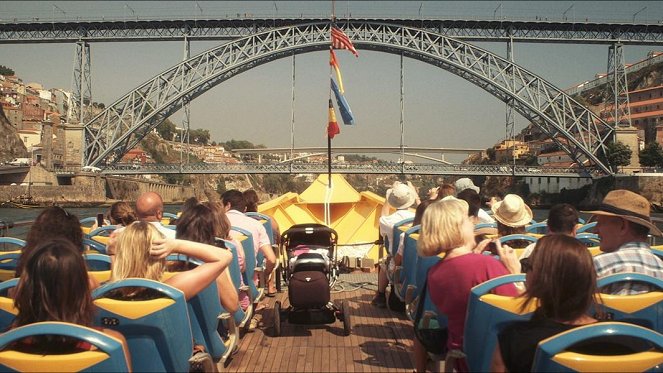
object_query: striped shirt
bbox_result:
[594,241,663,295]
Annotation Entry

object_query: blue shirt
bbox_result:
[593,241,663,295]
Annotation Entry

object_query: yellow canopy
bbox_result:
[298,174,361,204]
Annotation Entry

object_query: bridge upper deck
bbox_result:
[1,17,663,44]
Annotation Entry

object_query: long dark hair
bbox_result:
[522,235,598,322]
[13,239,95,352]
[17,207,83,277]
[176,204,216,245]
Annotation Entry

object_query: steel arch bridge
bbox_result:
[84,21,615,174]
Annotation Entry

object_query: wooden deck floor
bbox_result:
[221,272,416,372]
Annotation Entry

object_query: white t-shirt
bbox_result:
[150,221,176,239]
[379,209,415,255]
[478,209,496,224]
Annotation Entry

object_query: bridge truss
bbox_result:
[82,21,614,174]
[2,18,663,44]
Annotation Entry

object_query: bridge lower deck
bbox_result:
[222,272,416,372]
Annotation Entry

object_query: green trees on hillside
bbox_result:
[0,65,15,76]
[639,142,663,168]
[599,141,632,169]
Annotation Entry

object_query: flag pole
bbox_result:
[328,0,336,190]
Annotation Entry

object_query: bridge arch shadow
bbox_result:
[84,21,614,175]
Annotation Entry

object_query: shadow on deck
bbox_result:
[221,272,416,372]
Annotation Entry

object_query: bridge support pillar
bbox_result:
[615,126,640,172]
[607,43,632,129]
[68,41,92,125]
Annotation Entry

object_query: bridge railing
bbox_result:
[87,162,596,177]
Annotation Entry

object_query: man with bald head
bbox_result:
[136,191,175,239]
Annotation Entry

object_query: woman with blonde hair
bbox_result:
[111,221,232,301]
[416,199,520,372]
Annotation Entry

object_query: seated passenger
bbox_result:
[492,234,647,372]
[455,178,494,224]
[519,203,579,269]
[108,201,137,227]
[15,206,99,291]
[587,190,663,294]
[372,181,418,308]
[175,204,239,313]
[11,239,131,369]
[222,190,277,295]
[492,194,533,248]
[243,189,281,246]
[110,221,232,301]
[417,199,520,372]
[135,191,175,239]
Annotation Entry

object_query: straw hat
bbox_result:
[386,182,416,210]
[491,194,533,227]
[455,178,480,194]
[584,189,662,236]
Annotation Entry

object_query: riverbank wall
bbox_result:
[0,167,195,206]
[581,174,663,206]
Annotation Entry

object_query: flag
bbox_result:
[331,26,359,57]
[330,78,355,125]
[329,49,345,94]
[327,99,340,139]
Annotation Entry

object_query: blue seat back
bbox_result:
[162,212,178,221]
[464,274,536,372]
[0,279,19,332]
[0,238,25,253]
[597,273,663,333]
[163,254,229,360]
[0,253,20,283]
[474,222,497,230]
[231,226,260,300]
[532,322,663,372]
[221,239,250,325]
[79,216,97,225]
[0,322,130,372]
[245,212,274,267]
[411,250,442,308]
[387,217,414,257]
[92,278,193,372]
[186,280,227,360]
[86,225,118,238]
[396,225,420,300]
[83,253,111,271]
[525,222,548,234]
[576,221,597,233]
[576,232,601,246]
[82,237,107,255]
[499,234,538,247]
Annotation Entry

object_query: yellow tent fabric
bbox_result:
[298,174,361,204]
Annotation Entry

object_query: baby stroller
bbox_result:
[273,223,351,336]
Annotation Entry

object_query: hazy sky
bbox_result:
[1,1,662,162]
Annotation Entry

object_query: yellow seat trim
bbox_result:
[88,271,111,284]
[92,236,110,246]
[0,350,109,372]
[0,297,17,316]
[161,272,177,281]
[552,351,663,372]
[480,295,537,314]
[94,298,175,320]
[598,292,663,313]
[588,246,602,256]
[0,270,15,283]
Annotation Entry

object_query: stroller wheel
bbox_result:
[341,300,351,336]
[273,301,282,337]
